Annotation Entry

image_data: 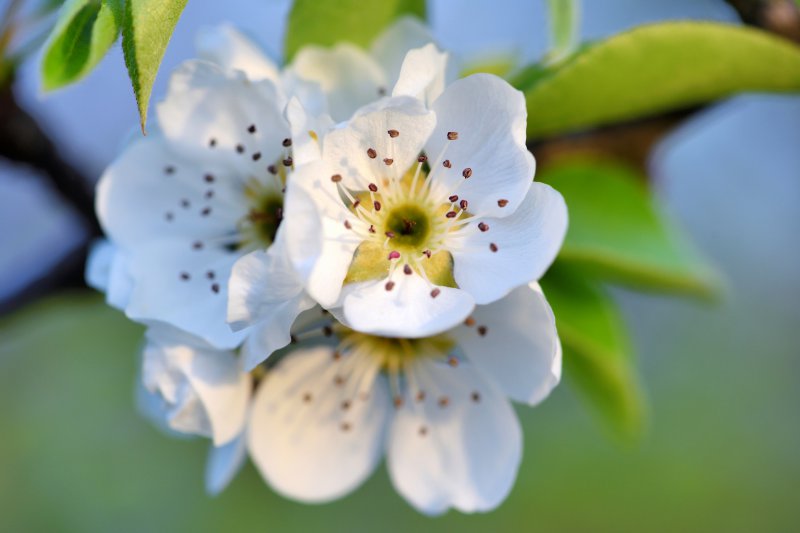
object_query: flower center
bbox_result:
[237,158,290,248]
[381,203,431,251]
[337,329,455,371]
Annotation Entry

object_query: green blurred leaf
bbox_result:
[285,0,425,61]
[539,160,720,297]
[544,0,579,64]
[40,0,121,91]
[121,0,187,131]
[541,265,645,439]
[516,22,800,139]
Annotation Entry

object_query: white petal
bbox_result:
[96,135,240,248]
[85,239,134,311]
[205,431,248,496]
[289,43,387,122]
[392,44,448,107]
[141,326,251,446]
[455,283,562,405]
[341,272,474,338]
[371,16,436,88]
[248,345,390,503]
[387,358,522,515]
[286,97,334,167]
[450,182,568,305]
[195,24,281,82]
[425,73,534,218]
[283,164,361,307]
[322,96,436,191]
[157,60,288,173]
[125,240,247,349]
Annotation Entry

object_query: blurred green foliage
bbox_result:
[516,22,800,139]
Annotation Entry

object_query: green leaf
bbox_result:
[40,0,122,91]
[544,0,579,64]
[121,0,187,131]
[516,22,800,138]
[541,265,645,439]
[539,160,720,297]
[285,0,425,61]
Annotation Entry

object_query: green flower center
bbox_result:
[381,203,432,251]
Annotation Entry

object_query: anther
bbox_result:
[367,148,377,159]
[416,391,426,402]
[373,201,382,211]
[211,283,220,294]
[471,391,481,403]
[192,241,203,250]
[387,129,399,138]
[462,167,472,179]
[443,160,452,168]
[477,325,488,336]
[489,242,498,252]
[252,152,262,161]
[180,199,190,208]
[383,158,394,166]
[448,356,458,367]
[204,173,214,183]
[302,392,312,403]
[460,199,468,210]
[165,212,174,221]
[430,288,441,298]
[164,166,175,175]
[497,199,509,207]
[385,281,395,291]
[403,264,413,275]
[447,131,459,140]
[448,195,459,203]
[388,250,401,260]
[180,272,190,281]
[438,396,450,408]
[334,375,345,385]
[331,174,342,182]
[422,249,432,258]
[268,165,278,174]
[205,190,214,199]
[247,124,256,134]
[201,207,212,216]
[323,326,333,337]
[393,396,404,408]
[478,222,489,232]
[385,231,395,238]
[340,422,351,432]
[353,199,361,208]
[332,351,342,361]
[206,271,215,280]
[282,138,292,147]
[368,183,378,192]
[418,155,428,163]
[446,211,457,218]
[341,400,351,410]
[464,317,476,327]
[368,224,376,233]
[235,144,245,154]
[283,157,293,167]
[344,220,352,230]
[208,138,217,148]
[418,426,428,436]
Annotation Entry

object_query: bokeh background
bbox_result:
[1,0,798,531]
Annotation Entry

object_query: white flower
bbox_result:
[137,325,251,447]
[246,283,561,515]
[96,28,316,351]
[282,72,567,337]
[287,16,446,122]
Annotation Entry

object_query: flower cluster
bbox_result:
[89,18,568,515]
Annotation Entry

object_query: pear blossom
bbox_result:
[287,16,446,121]
[246,283,561,514]
[281,73,568,337]
[137,325,251,447]
[95,30,317,351]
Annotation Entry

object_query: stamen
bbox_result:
[367,148,377,159]
[489,243,498,252]
[368,183,378,192]
[283,157,293,167]
[204,173,214,183]
[302,392,312,403]
[251,152,262,161]
[179,272,190,281]
[387,129,399,138]
[331,174,342,182]
[418,155,428,163]
[471,392,481,403]
[236,144,245,154]
[445,211,457,218]
[464,317,476,327]
[497,199,509,207]
[443,160,452,168]
[403,264,413,275]
[418,426,428,436]
[478,222,489,232]
[388,250,400,260]
[459,199,468,210]
[247,124,256,134]
[438,396,450,408]
[211,283,220,294]
[477,325,488,336]
[462,168,472,179]
[373,201,382,211]
[344,220,352,230]
[447,131,459,140]
[430,288,441,298]
[385,281,395,291]
[448,195,459,202]
[385,231,395,238]
[383,158,394,166]
[282,138,292,147]
[208,138,217,148]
